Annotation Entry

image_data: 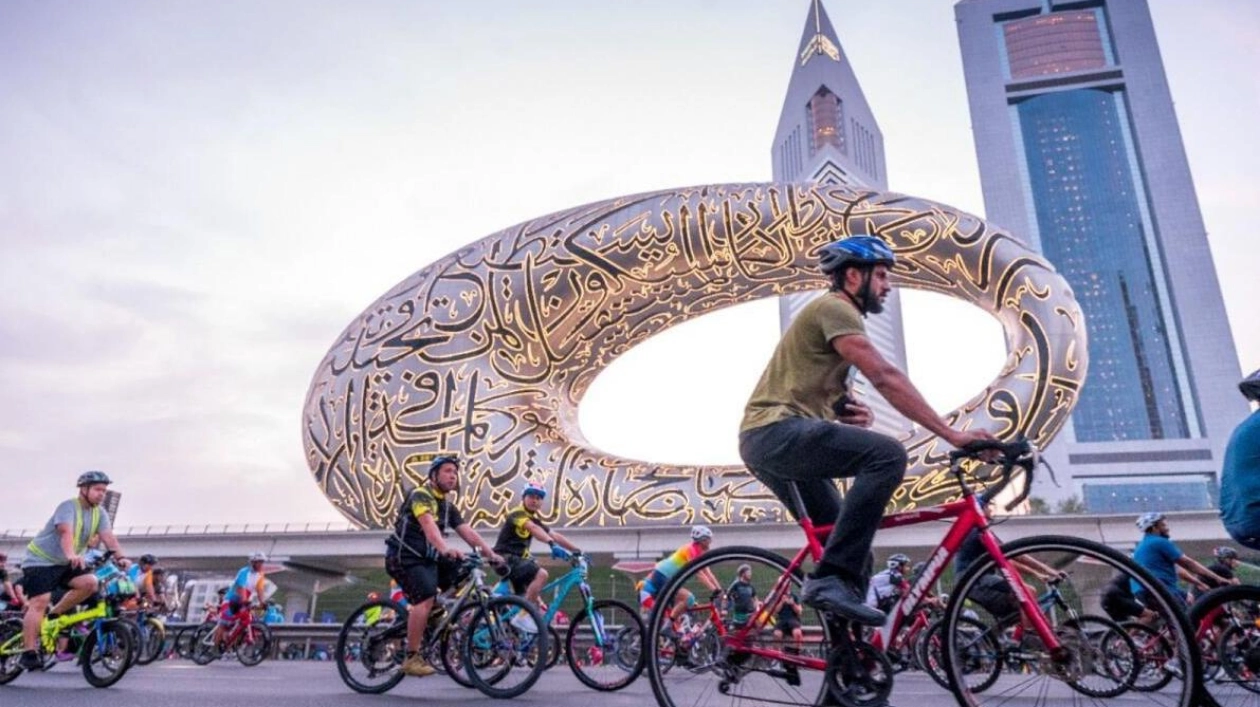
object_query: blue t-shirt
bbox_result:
[1130,534,1182,596]
[1220,410,1260,544]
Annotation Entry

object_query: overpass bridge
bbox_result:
[1,510,1237,618]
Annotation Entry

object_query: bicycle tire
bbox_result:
[918,614,1000,693]
[565,598,644,691]
[1122,621,1175,692]
[116,617,143,668]
[461,595,548,699]
[335,599,407,694]
[1060,614,1139,698]
[439,602,480,688]
[237,623,272,666]
[942,535,1200,707]
[0,620,24,684]
[1189,583,1260,707]
[644,545,833,707]
[81,620,135,688]
[134,616,166,665]
[189,624,220,666]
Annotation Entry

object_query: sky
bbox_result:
[1,0,1256,532]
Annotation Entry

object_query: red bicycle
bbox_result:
[644,439,1201,707]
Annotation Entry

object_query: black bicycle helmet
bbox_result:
[1240,369,1260,403]
[76,470,112,487]
[428,455,460,478]
[139,554,158,565]
[1214,546,1239,561]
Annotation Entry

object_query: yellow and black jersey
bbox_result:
[493,505,549,559]
[386,484,465,563]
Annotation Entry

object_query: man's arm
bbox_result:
[523,520,579,554]
[1176,556,1227,588]
[98,530,128,567]
[835,334,992,448]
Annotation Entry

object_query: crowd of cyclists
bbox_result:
[2,236,1258,707]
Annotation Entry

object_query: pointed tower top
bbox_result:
[798,0,841,67]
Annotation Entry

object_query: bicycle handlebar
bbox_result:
[948,437,1045,511]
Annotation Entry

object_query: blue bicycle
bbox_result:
[491,550,645,691]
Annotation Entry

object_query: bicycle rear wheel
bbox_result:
[644,545,833,707]
[461,595,548,698]
[565,598,644,691]
[81,620,135,688]
[1188,584,1260,707]
[335,599,407,694]
[942,535,1199,707]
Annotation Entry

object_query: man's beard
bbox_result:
[864,292,885,315]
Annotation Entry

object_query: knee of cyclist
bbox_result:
[536,568,548,583]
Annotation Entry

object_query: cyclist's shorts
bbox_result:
[386,555,458,604]
[1100,589,1146,622]
[18,563,91,599]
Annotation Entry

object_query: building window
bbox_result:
[1002,9,1110,80]
[1082,479,1216,513]
[1016,88,1188,442]
[807,87,845,157]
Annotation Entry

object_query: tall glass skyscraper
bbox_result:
[772,1,910,437]
[956,0,1246,511]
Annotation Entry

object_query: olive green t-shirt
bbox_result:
[740,293,866,433]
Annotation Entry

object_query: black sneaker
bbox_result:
[801,575,885,626]
[18,650,43,671]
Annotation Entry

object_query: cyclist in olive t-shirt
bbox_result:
[739,236,994,627]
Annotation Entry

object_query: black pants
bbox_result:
[740,417,906,584]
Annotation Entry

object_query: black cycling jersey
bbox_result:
[386,483,465,563]
[494,505,549,559]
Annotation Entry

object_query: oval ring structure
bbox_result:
[302,183,1087,529]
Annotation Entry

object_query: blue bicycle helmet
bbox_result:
[819,235,896,315]
[818,235,896,275]
[522,482,547,500]
[77,470,112,487]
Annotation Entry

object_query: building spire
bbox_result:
[799,0,840,66]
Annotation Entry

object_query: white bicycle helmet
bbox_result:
[1135,511,1165,532]
[249,551,268,562]
[690,525,713,542]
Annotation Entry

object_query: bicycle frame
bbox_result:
[0,598,116,669]
[493,556,611,648]
[715,492,1062,673]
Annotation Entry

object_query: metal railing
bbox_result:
[1,520,364,539]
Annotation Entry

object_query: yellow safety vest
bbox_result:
[27,501,101,564]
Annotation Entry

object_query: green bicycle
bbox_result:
[0,551,137,687]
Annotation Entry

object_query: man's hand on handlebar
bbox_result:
[946,429,1000,459]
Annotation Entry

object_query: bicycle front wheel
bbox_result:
[461,595,548,699]
[335,599,407,694]
[81,620,135,688]
[1188,583,1260,707]
[565,598,644,691]
[134,617,166,665]
[237,623,272,666]
[942,535,1199,707]
[644,545,833,707]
